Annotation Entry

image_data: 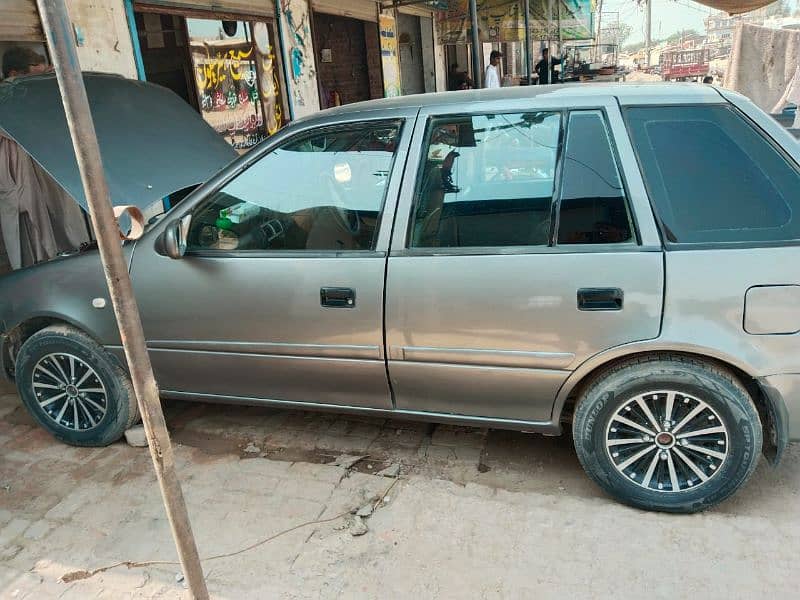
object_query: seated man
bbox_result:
[2,46,50,80]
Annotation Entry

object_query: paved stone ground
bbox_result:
[1,378,798,599]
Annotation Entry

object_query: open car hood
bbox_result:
[0,72,237,212]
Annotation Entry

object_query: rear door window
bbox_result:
[557,110,634,244]
[625,105,800,245]
[409,112,561,248]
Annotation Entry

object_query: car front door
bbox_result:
[385,96,665,423]
[130,112,414,409]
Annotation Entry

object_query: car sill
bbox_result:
[160,390,562,435]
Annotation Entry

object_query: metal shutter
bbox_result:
[312,0,378,23]
[0,0,43,42]
[133,1,275,18]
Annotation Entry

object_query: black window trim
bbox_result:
[183,118,406,257]
[621,102,800,251]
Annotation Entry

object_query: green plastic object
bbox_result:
[216,217,233,230]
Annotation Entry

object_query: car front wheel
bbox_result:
[15,325,139,447]
[572,355,762,513]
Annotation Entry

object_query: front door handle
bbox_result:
[577,288,623,311]
[321,287,355,308]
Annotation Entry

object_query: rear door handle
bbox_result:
[321,287,355,308]
[577,288,623,311]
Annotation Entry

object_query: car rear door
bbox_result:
[130,109,415,410]
[384,95,665,423]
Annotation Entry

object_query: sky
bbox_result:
[602,0,800,46]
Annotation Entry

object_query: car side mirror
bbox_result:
[159,214,190,259]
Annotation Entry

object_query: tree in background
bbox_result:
[601,22,633,47]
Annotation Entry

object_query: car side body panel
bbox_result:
[0,83,798,452]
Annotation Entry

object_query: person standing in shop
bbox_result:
[484,50,503,89]
[536,48,557,85]
[1,47,50,80]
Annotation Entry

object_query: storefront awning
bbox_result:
[437,0,595,44]
[690,1,776,16]
[0,72,237,212]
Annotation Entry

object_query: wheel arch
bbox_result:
[1,313,108,380]
[554,345,788,464]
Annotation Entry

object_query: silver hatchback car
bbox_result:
[2,79,799,513]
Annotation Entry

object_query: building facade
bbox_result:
[1,0,446,149]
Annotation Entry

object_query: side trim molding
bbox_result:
[393,346,575,369]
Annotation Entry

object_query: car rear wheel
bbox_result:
[572,355,762,513]
[15,325,138,447]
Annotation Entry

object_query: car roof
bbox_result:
[305,82,726,122]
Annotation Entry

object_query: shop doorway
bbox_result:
[134,12,196,108]
[313,12,383,107]
[133,8,288,152]
[445,44,474,90]
[396,13,437,95]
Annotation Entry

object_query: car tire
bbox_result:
[15,325,139,447]
[572,354,762,513]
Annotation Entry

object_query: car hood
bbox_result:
[0,72,237,211]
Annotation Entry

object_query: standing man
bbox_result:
[535,48,557,85]
[485,50,503,89]
[1,47,49,80]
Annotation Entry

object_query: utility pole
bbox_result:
[524,0,532,84]
[645,0,652,68]
[596,0,604,62]
[469,0,482,87]
[547,0,553,83]
[35,2,209,599]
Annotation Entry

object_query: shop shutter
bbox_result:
[312,0,379,23]
[0,0,43,42]
[397,5,434,18]
[133,1,275,18]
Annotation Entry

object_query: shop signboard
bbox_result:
[437,0,594,44]
[379,13,402,98]
[188,18,284,152]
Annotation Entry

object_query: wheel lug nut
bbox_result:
[660,451,668,460]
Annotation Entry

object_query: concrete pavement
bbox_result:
[0,379,798,599]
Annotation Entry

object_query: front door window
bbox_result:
[187,121,403,252]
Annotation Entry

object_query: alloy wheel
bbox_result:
[605,390,729,493]
[31,353,108,431]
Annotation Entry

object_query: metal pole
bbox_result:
[547,0,553,83]
[523,0,532,84]
[557,0,563,83]
[645,0,652,68]
[35,3,209,599]
[595,0,603,63]
[469,0,481,87]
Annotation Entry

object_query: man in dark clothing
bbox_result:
[535,48,557,85]
[2,46,49,80]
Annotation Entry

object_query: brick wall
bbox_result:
[313,13,371,106]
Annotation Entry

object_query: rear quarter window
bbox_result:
[624,105,800,245]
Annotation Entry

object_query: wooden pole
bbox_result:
[35,2,209,598]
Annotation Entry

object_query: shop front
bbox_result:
[437,0,595,88]
[132,1,290,152]
[311,0,385,107]
[394,4,439,95]
[0,0,48,81]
